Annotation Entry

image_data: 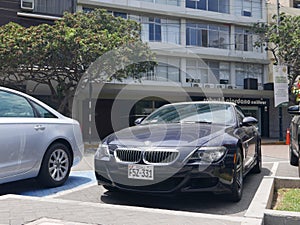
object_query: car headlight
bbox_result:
[190,146,227,163]
[95,143,110,161]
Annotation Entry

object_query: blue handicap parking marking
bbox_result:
[20,170,96,197]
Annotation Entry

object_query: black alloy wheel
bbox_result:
[229,148,243,202]
[252,141,262,173]
[290,145,298,166]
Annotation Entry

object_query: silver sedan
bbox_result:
[0,86,84,187]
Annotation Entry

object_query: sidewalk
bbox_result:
[0,195,261,225]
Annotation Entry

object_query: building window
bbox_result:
[235,63,263,88]
[142,57,181,82]
[186,59,207,84]
[83,9,129,19]
[149,18,162,41]
[186,22,229,49]
[235,0,262,18]
[82,7,94,13]
[235,27,261,52]
[113,12,128,19]
[138,0,181,6]
[140,17,180,44]
[106,10,128,19]
[186,0,229,14]
[186,59,230,84]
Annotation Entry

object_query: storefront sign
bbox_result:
[273,65,289,107]
[203,97,269,106]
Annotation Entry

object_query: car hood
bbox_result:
[106,123,234,148]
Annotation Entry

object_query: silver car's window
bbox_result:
[30,101,57,118]
[0,91,34,117]
[142,103,235,125]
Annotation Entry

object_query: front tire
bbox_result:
[38,143,71,187]
[252,141,262,173]
[298,157,300,177]
[229,148,243,202]
[290,146,298,166]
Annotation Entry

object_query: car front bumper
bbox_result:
[94,157,235,194]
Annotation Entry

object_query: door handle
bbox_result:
[34,125,45,131]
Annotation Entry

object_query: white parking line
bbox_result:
[270,162,279,176]
[45,182,97,199]
[25,218,91,225]
[263,161,289,164]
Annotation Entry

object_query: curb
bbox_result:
[245,176,300,225]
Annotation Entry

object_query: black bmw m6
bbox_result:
[94,101,261,202]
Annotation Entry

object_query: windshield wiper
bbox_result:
[181,121,212,124]
[142,121,181,125]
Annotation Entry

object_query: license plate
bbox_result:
[128,164,154,180]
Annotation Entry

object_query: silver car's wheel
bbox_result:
[38,143,71,187]
[48,149,69,182]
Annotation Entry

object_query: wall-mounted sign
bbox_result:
[202,97,269,106]
[273,65,289,107]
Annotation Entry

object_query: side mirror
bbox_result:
[134,117,145,125]
[288,105,300,115]
[242,116,258,127]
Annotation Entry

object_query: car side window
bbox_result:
[30,101,57,118]
[235,106,245,124]
[0,91,34,117]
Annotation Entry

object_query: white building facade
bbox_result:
[76,0,291,139]
[78,0,268,89]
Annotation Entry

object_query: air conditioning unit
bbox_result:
[21,0,34,11]
[204,83,215,89]
[192,83,203,88]
[216,84,225,89]
[226,84,236,89]
[244,78,258,90]
[186,78,194,83]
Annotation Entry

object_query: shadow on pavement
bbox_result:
[0,171,95,197]
[100,167,271,216]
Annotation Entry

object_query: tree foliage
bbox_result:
[253,13,300,103]
[0,9,155,114]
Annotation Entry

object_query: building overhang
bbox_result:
[85,83,274,102]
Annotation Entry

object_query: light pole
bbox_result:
[276,0,284,141]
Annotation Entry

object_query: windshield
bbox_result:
[142,103,235,126]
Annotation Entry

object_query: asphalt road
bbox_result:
[0,144,296,219]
